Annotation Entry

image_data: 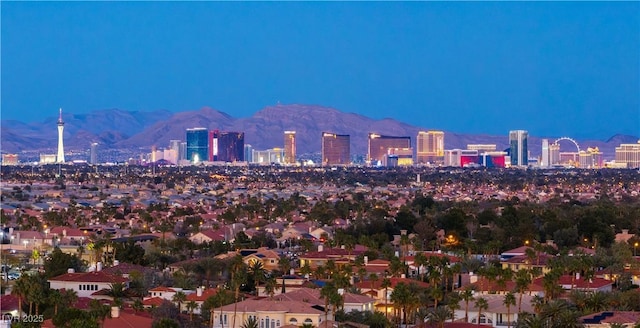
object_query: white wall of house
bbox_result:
[49,280,114,298]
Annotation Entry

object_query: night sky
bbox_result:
[2,2,638,139]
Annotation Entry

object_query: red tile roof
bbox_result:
[142,297,165,307]
[186,288,219,302]
[354,277,429,290]
[49,271,128,283]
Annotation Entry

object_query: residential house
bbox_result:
[185,287,219,314]
[299,245,366,270]
[533,274,614,293]
[354,277,429,316]
[243,247,282,272]
[453,294,536,327]
[581,311,640,328]
[211,299,327,328]
[48,270,128,298]
[273,287,375,313]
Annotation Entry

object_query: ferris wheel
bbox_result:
[553,137,580,153]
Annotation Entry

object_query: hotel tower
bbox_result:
[56,108,65,163]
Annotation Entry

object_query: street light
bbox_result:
[635,242,638,257]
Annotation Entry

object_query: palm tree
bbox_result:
[514,269,531,313]
[414,252,428,282]
[431,286,444,309]
[172,291,187,313]
[320,282,338,323]
[230,255,247,328]
[381,277,392,320]
[248,260,266,292]
[503,292,516,328]
[446,292,461,322]
[186,300,198,321]
[12,275,28,318]
[48,289,63,315]
[278,256,291,274]
[474,297,488,327]
[241,316,259,328]
[263,275,277,298]
[107,282,126,305]
[391,282,418,327]
[531,295,545,315]
[460,287,475,323]
[427,307,452,328]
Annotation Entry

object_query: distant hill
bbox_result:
[1,104,636,159]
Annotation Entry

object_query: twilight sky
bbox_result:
[2,2,639,139]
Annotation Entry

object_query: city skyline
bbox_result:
[2,2,638,139]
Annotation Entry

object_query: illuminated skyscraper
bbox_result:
[321,132,350,165]
[56,108,65,163]
[244,144,253,163]
[416,131,444,164]
[186,128,208,163]
[509,130,528,167]
[284,131,297,164]
[90,143,99,165]
[367,133,411,165]
[579,147,603,168]
[541,139,549,168]
[210,130,244,162]
[549,143,560,165]
[615,141,640,168]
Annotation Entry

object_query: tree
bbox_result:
[172,291,187,313]
[44,247,83,278]
[230,255,247,328]
[474,297,488,327]
[503,292,516,328]
[12,275,28,318]
[89,299,111,327]
[186,300,198,321]
[248,260,266,292]
[427,307,452,328]
[390,282,418,326]
[460,287,475,323]
[514,269,532,313]
[381,277,392,320]
[241,316,259,328]
[320,282,339,324]
[264,275,277,298]
[48,289,64,315]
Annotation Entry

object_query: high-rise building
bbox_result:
[321,132,350,165]
[179,142,187,162]
[509,130,528,167]
[2,154,18,166]
[284,131,297,164]
[210,130,244,162]
[416,131,444,164]
[444,149,479,167]
[367,133,411,165]
[541,139,549,168]
[549,143,560,165]
[252,148,285,164]
[186,128,208,163]
[579,147,603,168]
[244,144,254,163]
[386,147,414,166]
[56,108,65,163]
[90,143,99,165]
[615,141,640,168]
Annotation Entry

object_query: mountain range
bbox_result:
[1,104,637,159]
